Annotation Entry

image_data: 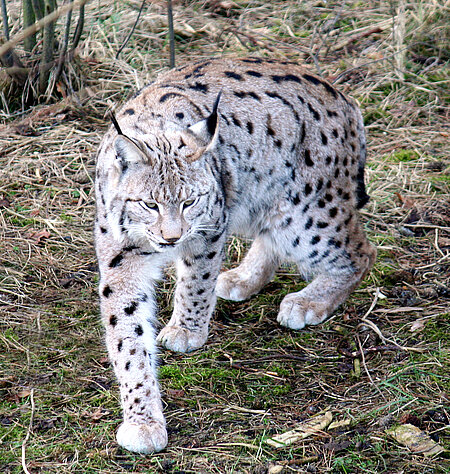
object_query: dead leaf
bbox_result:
[266,411,333,448]
[26,229,51,244]
[17,389,32,398]
[395,192,415,209]
[410,319,426,332]
[386,424,445,456]
[83,407,110,422]
[168,389,185,398]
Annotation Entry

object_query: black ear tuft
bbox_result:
[110,113,123,136]
[206,91,222,136]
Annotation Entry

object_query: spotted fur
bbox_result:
[94,57,376,453]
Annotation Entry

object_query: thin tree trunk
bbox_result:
[39,0,56,95]
[23,0,37,53]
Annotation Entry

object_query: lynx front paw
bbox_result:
[157,325,207,353]
[277,294,330,330]
[116,421,167,454]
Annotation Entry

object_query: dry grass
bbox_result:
[0,1,449,472]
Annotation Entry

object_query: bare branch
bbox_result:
[167,0,175,68]
[116,0,146,60]
[1,0,10,40]
[71,3,84,50]
[53,0,73,85]
[0,0,90,59]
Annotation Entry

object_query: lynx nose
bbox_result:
[165,237,179,244]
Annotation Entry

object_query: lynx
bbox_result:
[94,57,376,453]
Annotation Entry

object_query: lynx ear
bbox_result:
[114,135,146,168]
[185,91,221,163]
[109,135,146,188]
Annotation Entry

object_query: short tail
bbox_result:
[355,109,370,209]
[356,163,370,209]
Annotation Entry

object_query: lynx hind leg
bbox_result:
[216,236,279,302]
[277,217,376,330]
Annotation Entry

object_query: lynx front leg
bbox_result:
[98,247,167,454]
[216,235,279,301]
[157,231,226,353]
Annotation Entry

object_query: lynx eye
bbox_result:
[183,199,195,209]
[141,201,159,211]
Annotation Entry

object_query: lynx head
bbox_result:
[104,93,222,251]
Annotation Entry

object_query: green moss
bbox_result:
[389,149,420,163]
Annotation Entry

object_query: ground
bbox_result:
[0,1,448,473]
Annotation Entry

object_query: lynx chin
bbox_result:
[94,57,376,453]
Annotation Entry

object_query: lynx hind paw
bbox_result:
[216,270,256,301]
[116,421,167,454]
[157,325,207,353]
[277,294,330,330]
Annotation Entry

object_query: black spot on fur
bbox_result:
[291,193,301,205]
[293,237,300,247]
[242,58,263,64]
[103,285,113,298]
[283,217,293,228]
[135,325,144,336]
[232,115,241,127]
[125,361,130,371]
[109,254,123,268]
[299,122,306,144]
[321,132,328,145]
[247,121,254,134]
[304,149,314,167]
[176,112,184,120]
[224,71,243,80]
[159,92,182,102]
[190,82,208,92]
[109,315,117,326]
[124,301,138,315]
[311,235,321,245]
[207,251,217,259]
[246,70,262,77]
[304,183,312,196]
[272,74,302,84]
[305,217,313,230]
[317,221,329,229]
[100,226,107,234]
[303,73,321,85]
[124,108,135,115]
[307,102,320,121]
[202,272,210,280]
[118,340,123,352]
[329,207,338,218]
